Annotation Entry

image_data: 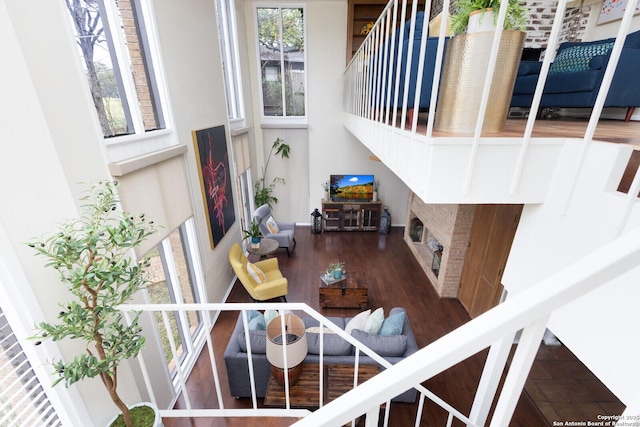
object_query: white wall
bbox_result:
[509,9,640,401]
[583,1,640,41]
[306,1,410,223]
[153,0,240,304]
[503,140,640,404]
[260,127,310,221]
[243,0,410,225]
[0,1,142,424]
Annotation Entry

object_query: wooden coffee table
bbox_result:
[263,363,380,408]
[319,271,368,309]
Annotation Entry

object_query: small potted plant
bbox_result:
[321,181,330,201]
[254,137,291,207]
[372,180,380,201]
[27,181,160,427]
[242,218,262,249]
[326,262,346,280]
[449,0,527,35]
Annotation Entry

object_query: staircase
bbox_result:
[122,223,640,425]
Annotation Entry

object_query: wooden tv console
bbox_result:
[321,200,381,231]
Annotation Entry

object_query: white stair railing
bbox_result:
[119,302,472,424]
[292,226,640,426]
[117,225,640,425]
[344,0,637,205]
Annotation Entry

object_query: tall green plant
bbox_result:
[28,181,158,427]
[449,0,528,35]
[254,137,291,207]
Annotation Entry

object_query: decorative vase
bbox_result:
[372,191,378,202]
[251,237,261,249]
[467,9,495,34]
[271,363,305,386]
[332,270,343,279]
[324,191,330,201]
[266,314,308,387]
[434,30,524,134]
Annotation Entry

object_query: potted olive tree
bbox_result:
[28,181,160,427]
[254,137,291,207]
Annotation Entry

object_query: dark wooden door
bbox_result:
[458,204,523,318]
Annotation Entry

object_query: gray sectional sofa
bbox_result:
[223,307,418,403]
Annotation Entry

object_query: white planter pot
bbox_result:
[107,402,163,427]
[467,9,495,33]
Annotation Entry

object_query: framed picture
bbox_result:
[598,0,640,24]
[192,125,236,249]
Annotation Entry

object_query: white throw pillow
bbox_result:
[247,262,266,284]
[345,309,371,335]
[364,307,384,334]
[266,216,280,234]
[305,326,336,334]
[264,309,279,326]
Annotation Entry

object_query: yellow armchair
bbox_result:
[228,243,288,302]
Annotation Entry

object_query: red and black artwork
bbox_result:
[193,125,235,248]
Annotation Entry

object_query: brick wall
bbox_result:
[404,192,474,298]
[429,0,590,51]
[525,0,590,49]
[118,0,159,130]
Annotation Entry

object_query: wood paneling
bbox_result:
[458,204,522,318]
[347,0,388,63]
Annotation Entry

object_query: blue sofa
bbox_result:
[377,12,449,122]
[511,30,640,120]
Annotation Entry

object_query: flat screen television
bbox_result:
[329,174,375,202]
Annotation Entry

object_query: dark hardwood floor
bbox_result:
[163,226,622,426]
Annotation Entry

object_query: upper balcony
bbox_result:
[343,0,640,204]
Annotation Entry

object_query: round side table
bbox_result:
[247,237,279,259]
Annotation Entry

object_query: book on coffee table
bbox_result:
[321,273,347,286]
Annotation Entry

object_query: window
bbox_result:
[256,6,306,118]
[0,225,86,425]
[145,219,207,381]
[65,0,165,138]
[0,307,62,426]
[216,0,245,122]
[238,168,255,229]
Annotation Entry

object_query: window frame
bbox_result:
[0,225,91,425]
[146,218,209,386]
[216,0,246,127]
[253,4,308,126]
[238,168,255,230]
[67,0,172,144]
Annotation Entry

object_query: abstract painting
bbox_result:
[598,0,640,24]
[193,125,235,248]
